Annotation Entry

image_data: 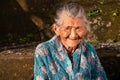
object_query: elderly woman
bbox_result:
[34,2,107,80]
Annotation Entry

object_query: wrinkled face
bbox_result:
[53,14,87,49]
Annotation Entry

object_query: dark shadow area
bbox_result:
[100,56,120,80]
[97,48,120,80]
[0,0,40,45]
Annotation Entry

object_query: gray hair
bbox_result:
[55,2,90,32]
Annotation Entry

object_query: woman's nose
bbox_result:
[69,29,77,39]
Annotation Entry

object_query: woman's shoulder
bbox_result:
[34,41,51,57]
[36,42,47,50]
[35,36,58,51]
[83,40,97,55]
[34,36,58,57]
[83,41,95,50]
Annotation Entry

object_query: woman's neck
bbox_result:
[66,47,76,53]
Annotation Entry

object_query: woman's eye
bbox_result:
[76,26,81,30]
[65,26,71,30]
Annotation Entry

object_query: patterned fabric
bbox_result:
[34,36,108,80]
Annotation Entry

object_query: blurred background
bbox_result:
[0,0,120,80]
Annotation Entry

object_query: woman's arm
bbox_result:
[34,46,48,80]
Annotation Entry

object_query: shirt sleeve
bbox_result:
[33,46,48,80]
[90,46,108,80]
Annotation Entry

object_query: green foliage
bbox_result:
[111,10,119,17]
[87,9,102,17]
[87,39,99,44]
[18,38,29,43]
[18,33,33,43]
[106,39,114,43]
[99,1,104,5]
[0,39,8,43]
[26,33,33,39]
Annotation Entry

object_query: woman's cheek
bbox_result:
[61,32,70,38]
[78,30,87,37]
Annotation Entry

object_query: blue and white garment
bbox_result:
[34,36,108,80]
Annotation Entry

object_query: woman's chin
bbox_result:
[67,39,81,47]
[66,42,79,48]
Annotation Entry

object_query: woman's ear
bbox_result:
[52,24,60,36]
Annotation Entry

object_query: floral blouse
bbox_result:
[34,36,107,80]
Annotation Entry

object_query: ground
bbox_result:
[0,43,120,80]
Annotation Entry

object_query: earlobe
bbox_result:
[52,24,60,36]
